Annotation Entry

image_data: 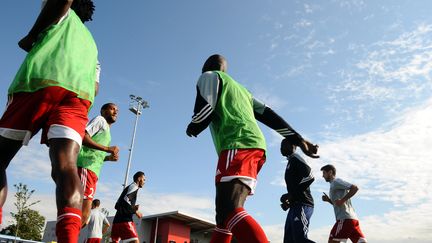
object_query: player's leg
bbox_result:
[50,138,83,243]
[290,204,315,243]
[116,221,139,243]
[48,90,91,242]
[348,220,367,243]
[81,198,92,226]
[283,204,296,243]
[0,91,51,224]
[110,222,121,243]
[210,179,247,243]
[123,239,139,243]
[78,167,98,227]
[211,149,268,243]
[215,179,268,243]
[0,136,22,221]
[328,220,348,243]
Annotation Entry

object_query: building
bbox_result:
[42,211,216,243]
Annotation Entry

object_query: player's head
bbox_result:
[320,164,336,182]
[101,103,118,124]
[133,171,146,188]
[280,138,296,157]
[92,199,100,209]
[71,0,95,23]
[202,54,227,73]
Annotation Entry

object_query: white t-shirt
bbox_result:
[87,208,110,238]
[329,178,358,220]
[85,116,109,137]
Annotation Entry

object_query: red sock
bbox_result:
[56,207,82,243]
[226,207,268,243]
[0,207,2,225]
[210,227,232,243]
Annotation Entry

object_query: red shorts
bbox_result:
[111,221,138,242]
[216,148,266,194]
[78,167,98,200]
[0,86,91,145]
[329,219,367,242]
[85,238,101,243]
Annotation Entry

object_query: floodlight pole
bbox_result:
[123,95,149,188]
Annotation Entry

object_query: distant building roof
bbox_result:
[142,210,215,232]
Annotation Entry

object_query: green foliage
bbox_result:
[0,183,45,241]
[0,209,45,241]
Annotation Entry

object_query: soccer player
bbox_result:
[85,199,110,243]
[280,138,315,243]
[321,164,367,243]
[111,171,145,243]
[0,0,99,241]
[186,54,319,243]
[78,103,119,226]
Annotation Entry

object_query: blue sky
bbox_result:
[1,0,432,242]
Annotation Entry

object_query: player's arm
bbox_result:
[82,132,119,156]
[102,217,110,234]
[135,208,143,218]
[335,184,359,206]
[253,98,319,158]
[322,192,333,205]
[296,159,315,193]
[19,0,73,52]
[121,187,139,215]
[82,116,119,156]
[95,61,101,96]
[186,72,221,137]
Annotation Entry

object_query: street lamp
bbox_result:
[123,95,149,188]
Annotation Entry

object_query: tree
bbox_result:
[0,183,45,241]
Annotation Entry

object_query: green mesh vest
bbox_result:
[77,124,111,177]
[8,10,97,103]
[210,71,266,154]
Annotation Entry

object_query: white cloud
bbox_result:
[318,99,432,206]
[8,135,51,181]
[251,88,288,111]
[329,24,432,124]
[333,0,366,10]
[294,19,312,28]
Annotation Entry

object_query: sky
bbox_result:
[1,0,432,242]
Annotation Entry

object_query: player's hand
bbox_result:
[298,139,319,158]
[107,146,119,155]
[105,154,119,161]
[186,124,197,137]
[335,198,345,206]
[280,202,290,211]
[18,35,36,52]
[280,193,291,203]
[322,192,331,202]
[136,211,143,219]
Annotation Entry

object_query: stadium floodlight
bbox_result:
[123,95,149,188]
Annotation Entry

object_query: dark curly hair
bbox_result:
[71,0,95,22]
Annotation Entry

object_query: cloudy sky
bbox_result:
[1,0,432,242]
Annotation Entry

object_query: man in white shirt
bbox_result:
[321,164,367,243]
[85,199,110,243]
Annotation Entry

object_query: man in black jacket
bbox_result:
[280,138,315,243]
[111,171,145,243]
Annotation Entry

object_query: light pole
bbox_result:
[123,95,149,188]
